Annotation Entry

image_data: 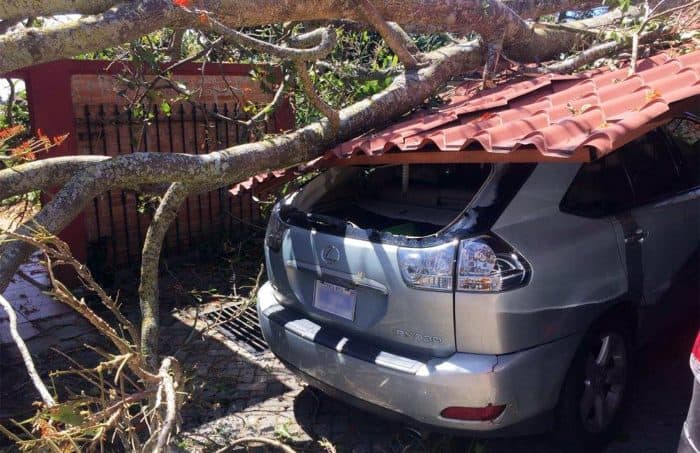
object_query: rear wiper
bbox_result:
[283,207,349,232]
[305,213,346,228]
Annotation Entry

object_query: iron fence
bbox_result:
[75,102,275,270]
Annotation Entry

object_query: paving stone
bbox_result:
[236,383,267,392]
[0,319,40,344]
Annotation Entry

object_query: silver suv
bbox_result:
[257,117,699,450]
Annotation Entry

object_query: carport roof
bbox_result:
[328,49,700,165]
[231,48,700,195]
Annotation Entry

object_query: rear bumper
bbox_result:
[257,282,582,434]
[679,380,700,453]
[679,356,700,453]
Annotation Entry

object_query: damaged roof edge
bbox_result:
[230,49,699,193]
[328,49,700,164]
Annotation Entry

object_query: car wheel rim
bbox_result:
[579,332,627,434]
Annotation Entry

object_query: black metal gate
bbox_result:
[75,102,274,269]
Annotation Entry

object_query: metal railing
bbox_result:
[75,102,273,269]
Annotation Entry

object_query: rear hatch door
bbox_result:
[266,224,456,357]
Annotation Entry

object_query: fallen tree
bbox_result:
[0,0,698,450]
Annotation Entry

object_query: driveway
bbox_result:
[175,302,697,452]
[2,252,693,452]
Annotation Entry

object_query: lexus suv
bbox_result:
[257,116,699,450]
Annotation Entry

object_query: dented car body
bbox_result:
[257,119,699,441]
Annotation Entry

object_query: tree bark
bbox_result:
[353,0,421,68]
[0,0,180,74]
[138,182,189,367]
[0,0,120,22]
[0,156,109,200]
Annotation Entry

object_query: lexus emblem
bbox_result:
[321,245,340,264]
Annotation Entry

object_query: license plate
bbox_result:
[313,281,356,321]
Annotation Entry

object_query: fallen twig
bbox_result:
[215,436,296,453]
[0,293,56,406]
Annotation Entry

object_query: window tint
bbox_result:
[620,129,679,203]
[666,118,700,189]
[561,150,634,217]
[562,160,606,217]
[602,152,635,212]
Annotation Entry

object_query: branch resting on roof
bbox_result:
[541,28,666,74]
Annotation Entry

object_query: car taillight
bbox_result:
[691,332,700,380]
[398,242,456,291]
[265,205,287,252]
[440,404,506,421]
[457,236,528,292]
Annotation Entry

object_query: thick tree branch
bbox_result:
[0,0,638,75]
[542,27,667,74]
[0,156,109,200]
[0,0,180,73]
[138,182,189,367]
[287,27,334,48]
[0,42,483,292]
[0,0,119,22]
[152,357,181,453]
[203,16,337,61]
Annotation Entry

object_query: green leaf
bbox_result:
[274,422,295,442]
[160,101,171,116]
[48,403,85,427]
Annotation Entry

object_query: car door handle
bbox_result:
[625,228,649,244]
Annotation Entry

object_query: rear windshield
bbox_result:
[302,163,492,236]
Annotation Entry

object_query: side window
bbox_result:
[601,152,635,213]
[619,129,679,204]
[561,150,634,217]
[561,160,606,217]
[666,117,700,189]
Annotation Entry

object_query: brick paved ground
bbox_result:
[173,303,696,453]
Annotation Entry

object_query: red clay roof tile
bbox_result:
[330,48,700,162]
[229,169,292,196]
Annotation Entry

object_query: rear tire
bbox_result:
[554,319,632,452]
